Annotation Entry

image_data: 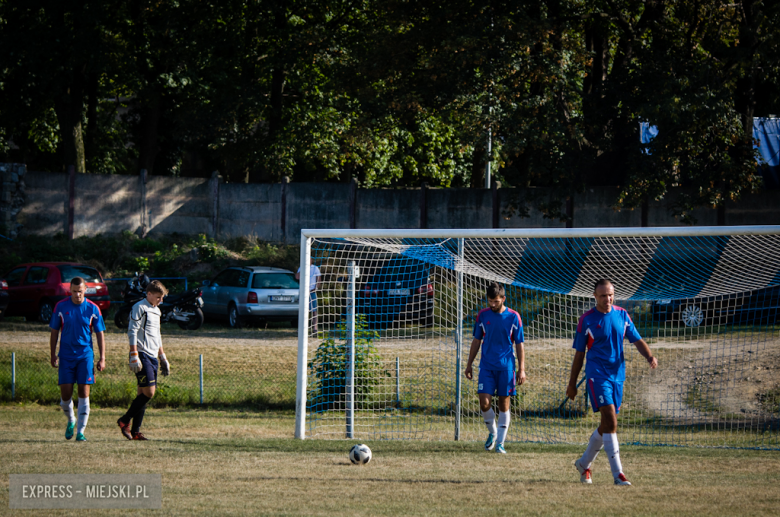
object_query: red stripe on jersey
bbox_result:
[576,308,596,333]
[476,307,491,323]
[506,308,523,326]
[585,328,595,350]
[588,379,599,409]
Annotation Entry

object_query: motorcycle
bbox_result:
[114,273,205,330]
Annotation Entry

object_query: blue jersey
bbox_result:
[572,306,641,382]
[50,298,106,360]
[473,307,524,371]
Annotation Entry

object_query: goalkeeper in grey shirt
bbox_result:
[117,280,171,440]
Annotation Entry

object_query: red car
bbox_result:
[2,262,111,322]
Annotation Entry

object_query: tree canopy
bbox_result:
[1,0,779,221]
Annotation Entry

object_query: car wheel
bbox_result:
[290,318,299,328]
[39,300,54,323]
[227,303,243,329]
[177,308,205,330]
[681,305,704,327]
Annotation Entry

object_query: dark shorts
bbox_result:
[477,369,516,397]
[586,376,623,414]
[58,355,95,385]
[310,292,318,312]
[135,352,158,388]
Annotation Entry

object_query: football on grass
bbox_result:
[349,444,372,465]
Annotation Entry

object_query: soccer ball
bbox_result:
[349,444,372,465]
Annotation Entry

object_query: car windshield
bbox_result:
[57,265,102,283]
[251,273,299,289]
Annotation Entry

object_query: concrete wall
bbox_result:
[145,176,211,236]
[219,183,282,241]
[285,183,351,240]
[427,188,493,229]
[17,171,69,236]
[357,188,419,229]
[73,174,140,237]
[13,169,780,243]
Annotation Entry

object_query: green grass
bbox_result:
[0,405,779,516]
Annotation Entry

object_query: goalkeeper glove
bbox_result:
[159,352,171,376]
[128,351,142,373]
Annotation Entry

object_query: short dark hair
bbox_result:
[71,276,85,287]
[594,279,614,291]
[487,282,504,299]
[147,280,169,295]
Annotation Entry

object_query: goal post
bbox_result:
[295,226,780,448]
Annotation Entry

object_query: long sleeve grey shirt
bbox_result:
[128,298,162,358]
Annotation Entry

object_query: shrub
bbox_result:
[308,315,389,411]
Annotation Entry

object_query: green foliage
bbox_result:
[0,233,300,287]
[1,0,777,221]
[124,256,150,272]
[190,234,230,261]
[308,316,389,410]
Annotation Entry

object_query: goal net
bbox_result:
[295,227,780,449]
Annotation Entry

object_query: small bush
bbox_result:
[308,315,389,411]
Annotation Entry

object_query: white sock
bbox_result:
[579,428,604,469]
[496,411,511,445]
[482,408,497,435]
[76,397,90,435]
[60,398,75,424]
[602,433,624,477]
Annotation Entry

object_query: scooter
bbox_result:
[114,273,205,330]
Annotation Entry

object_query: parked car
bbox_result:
[201,266,300,328]
[356,257,434,330]
[653,286,780,327]
[1,263,111,322]
[0,279,9,322]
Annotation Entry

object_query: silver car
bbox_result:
[201,266,300,328]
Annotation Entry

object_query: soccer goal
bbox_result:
[295,226,780,449]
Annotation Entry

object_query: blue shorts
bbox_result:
[478,369,516,397]
[586,376,623,413]
[58,355,95,386]
[310,292,318,312]
[135,352,158,388]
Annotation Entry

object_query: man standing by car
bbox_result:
[296,264,321,333]
[49,277,106,442]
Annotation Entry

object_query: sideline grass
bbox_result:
[1,405,779,516]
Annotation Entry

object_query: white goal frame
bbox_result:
[295,225,780,439]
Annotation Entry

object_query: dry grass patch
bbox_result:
[0,405,779,516]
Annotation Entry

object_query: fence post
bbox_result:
[67,165,76,239]
[11,352,15,400]
[199,354,203,405]
[454,238,464,440]
[346,261,356,439]
[395,357,400,408]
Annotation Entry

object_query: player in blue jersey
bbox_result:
[465,282,526,454]
[49,276,106,442]
[566,279,658,485]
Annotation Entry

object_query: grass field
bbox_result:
[1,404,780,516]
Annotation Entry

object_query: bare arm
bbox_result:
[516,341,526,385]
[566,351,586,400]
[633,339,658,369]
[50,329,59,368]
[95,331,106,372]
[464,338,481,380]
